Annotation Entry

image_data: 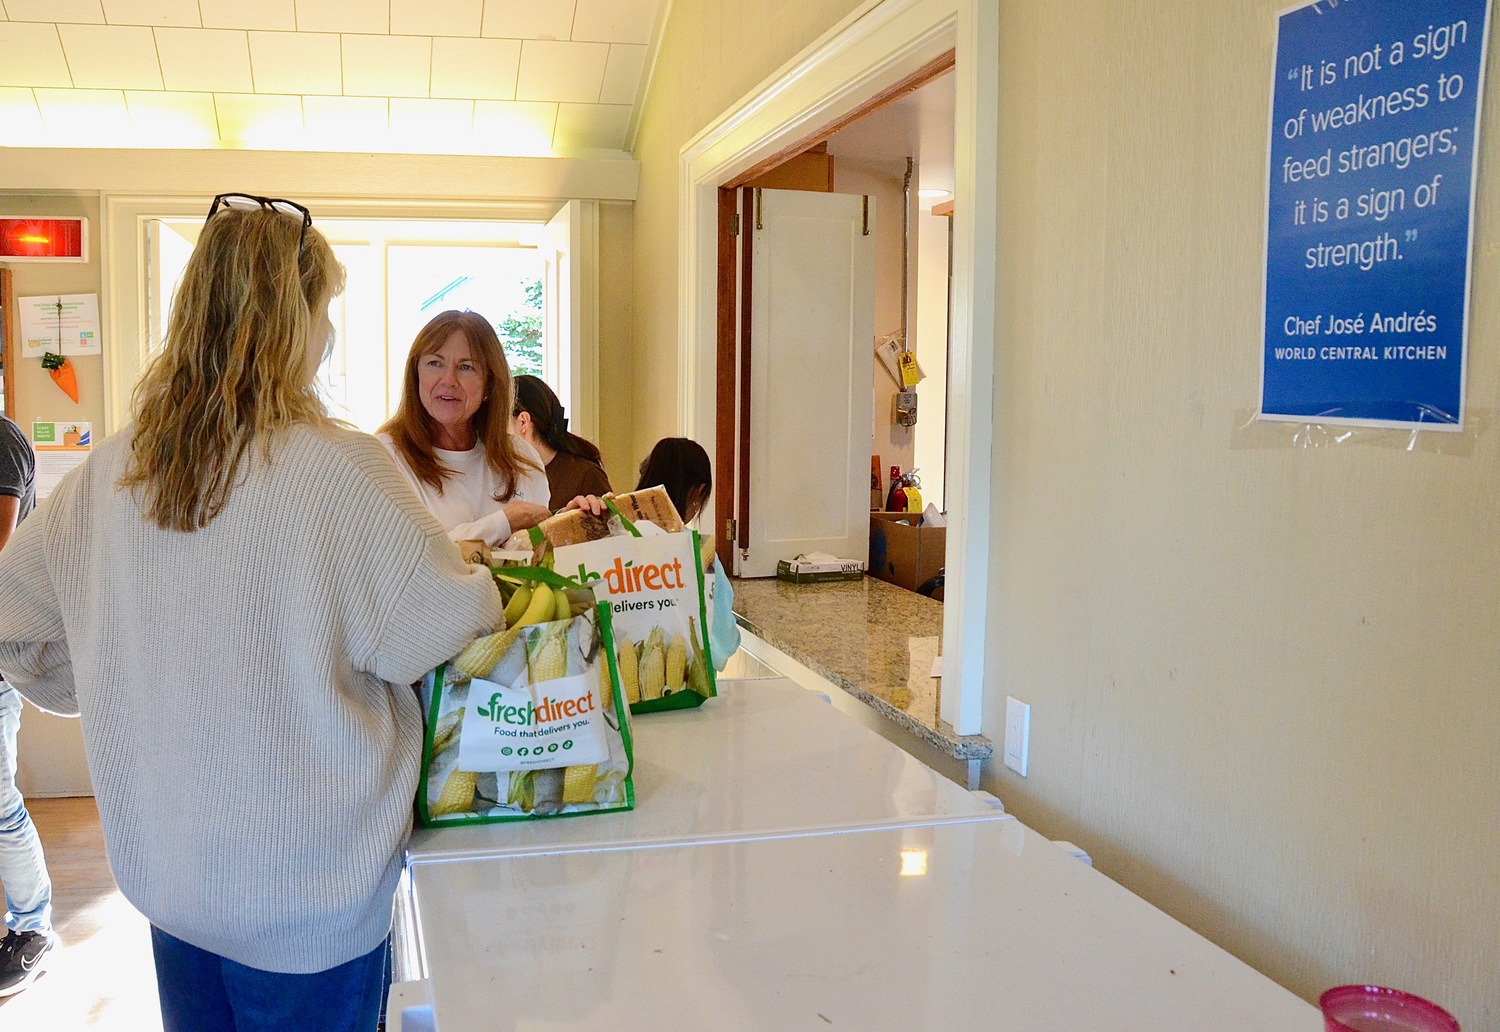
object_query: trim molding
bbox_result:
[676,0,995,735]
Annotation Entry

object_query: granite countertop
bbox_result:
[730,576,992,761]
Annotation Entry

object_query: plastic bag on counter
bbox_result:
[416,570,634,827]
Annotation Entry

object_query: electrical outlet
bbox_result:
[1004,696,1030,776]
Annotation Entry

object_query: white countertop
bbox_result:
[401,676,1319,1031]
[410,817,1319,1031]
[406,677,994,865]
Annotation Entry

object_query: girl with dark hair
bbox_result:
[633,438,739,667]
[634,437,713,524]
[511,374,611,509]
[565,437,740,668]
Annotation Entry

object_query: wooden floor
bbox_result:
[0,797,162,1028]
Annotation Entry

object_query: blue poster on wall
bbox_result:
[1262,0,1492,429]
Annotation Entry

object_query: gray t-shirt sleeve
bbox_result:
[0,420,33,501]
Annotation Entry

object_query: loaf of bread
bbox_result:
[609,485,684,534]
[536,486,684,547]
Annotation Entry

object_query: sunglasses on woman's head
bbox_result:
[205,193,312,257]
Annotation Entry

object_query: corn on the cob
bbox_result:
[508,770,536,811]
[599,652,614,710]
[430,769,477,817]
[430,710,463,755]
[452,624,525,679]
[664,636,686,695]
[561,764,599,805]
[618,639,641,704]
[527,621,569,683]
[686,616,711,696]
[639,642,665,701]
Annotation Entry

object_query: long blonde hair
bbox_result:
[120,206,343,531]
[378,310,539,499]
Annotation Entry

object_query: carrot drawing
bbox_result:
[41,352,79,404]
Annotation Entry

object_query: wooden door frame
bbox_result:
[683,0,997,736]
[0,268,15,420]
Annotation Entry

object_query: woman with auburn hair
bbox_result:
[511,373,611,510]
[0,195,501,1032]
[378,310,551,547]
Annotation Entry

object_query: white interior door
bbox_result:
[542,200,599,441]
[740,188,875,577]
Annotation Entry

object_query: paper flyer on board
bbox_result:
[19,294,102,357]
[32,421,91,499]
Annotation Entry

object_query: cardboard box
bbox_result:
[868,512,946,593]
[776,559,864,584]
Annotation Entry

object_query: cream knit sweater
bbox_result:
[0,423,502,973]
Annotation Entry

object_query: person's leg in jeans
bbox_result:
[152,925,389,1032]
[0,685,57,997]
[150,926,237,1032]
[0,686,53,936]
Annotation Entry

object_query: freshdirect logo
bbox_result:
[477,690,596,725]
[573,556,685,594]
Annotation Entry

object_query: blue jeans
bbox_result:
[151,926,390,1032]
[0,685,52,935]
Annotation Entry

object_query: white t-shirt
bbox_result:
[378,433,550,546]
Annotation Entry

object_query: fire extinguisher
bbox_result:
[885,466,906,512]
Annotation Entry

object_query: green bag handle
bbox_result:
[490,564,587,590]
[603,497,643,537]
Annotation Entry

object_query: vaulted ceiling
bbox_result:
[0,0,663,156]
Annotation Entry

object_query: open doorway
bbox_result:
[715,61,956,583]
[680,0,997,737]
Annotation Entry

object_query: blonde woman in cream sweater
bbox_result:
[0,196,501,1032]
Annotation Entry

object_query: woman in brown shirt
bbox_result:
[511,375,612,510]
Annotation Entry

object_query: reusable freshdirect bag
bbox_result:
[416,576,634,827]
[554,524,717,715]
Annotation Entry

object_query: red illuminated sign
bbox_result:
[0,217,88,262]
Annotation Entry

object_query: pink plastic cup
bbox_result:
[1320,986,1460,1032]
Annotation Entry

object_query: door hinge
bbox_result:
[862,195,870,236]
[725,517,737,542]
[731,212,740,237]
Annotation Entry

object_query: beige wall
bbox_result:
[982,0,1499,1023]
[597,200,636,490]
[634,0,1500,1024]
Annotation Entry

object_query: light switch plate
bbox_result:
[1004,696,1030,776]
